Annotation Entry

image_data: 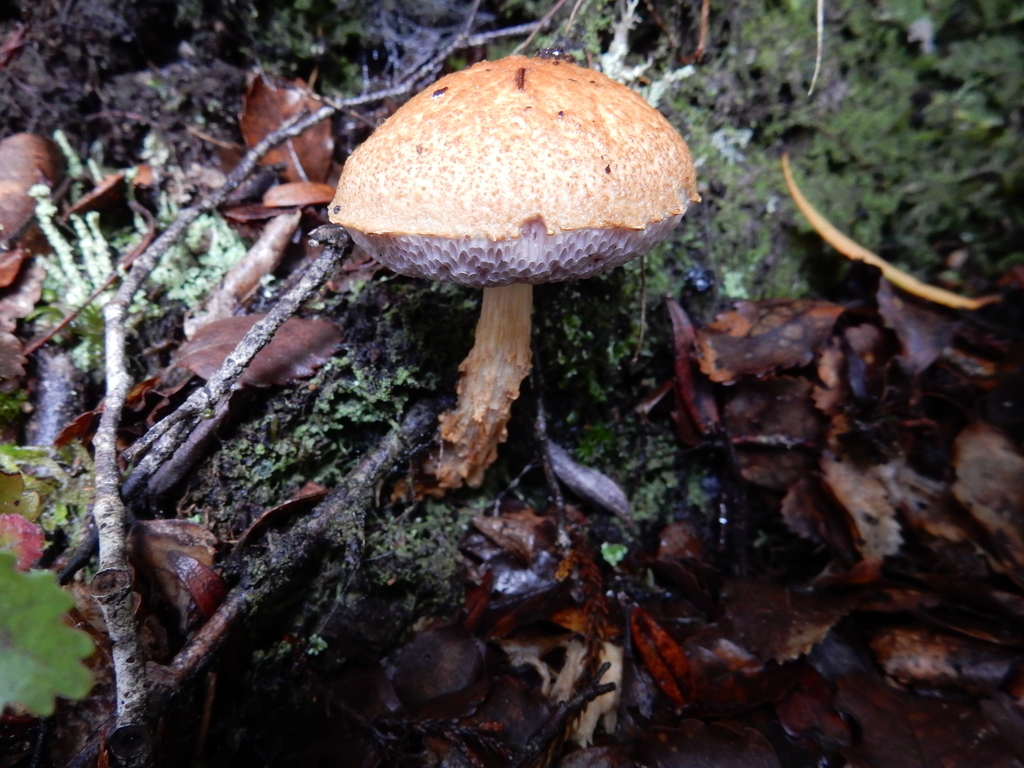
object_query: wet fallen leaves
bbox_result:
[280,276,1024,768]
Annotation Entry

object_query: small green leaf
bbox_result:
[600,542,628,567]
[0,551,94,715]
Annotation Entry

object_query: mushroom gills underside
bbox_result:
[349,215,682,288]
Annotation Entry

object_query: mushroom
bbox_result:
[329,55,699,489]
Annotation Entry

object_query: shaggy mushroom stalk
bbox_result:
[436,283,533,488]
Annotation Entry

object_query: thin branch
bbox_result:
[120,228,349,497]
[147,400,440,709]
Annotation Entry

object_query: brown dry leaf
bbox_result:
[171,314,342,388]
[734,445,818,491]
[0,133,63,237]
[876,279,957,375]
[387,626,486,717]
[694,299,843,384]
[636,721,781,768]
[952,422,1024,587]
[821,452,903,559]
[722,578,856,662]
[547,440,631,523]
[239,74,333,183]
[0,247,26,288]
[835,674,1023,768]
[471,506,555,564]
[723,376,826,448]
[129,519,220,630]
[780,476,858,561]
[262,181,335,207]
[62,172,126,219]
[184,210,301,338]
[869,625,1017,695]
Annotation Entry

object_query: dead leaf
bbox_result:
[547,440,631,523]
[695,299,844,384]
[723,376,825,447]
[665,297,720,436]
[869,625,1017,694]
[62,172,126,219]
[722,578,855,663]
[387,626,486,717]
[775,664,852,746]
[821,452,903,559]
[239,74,333,183]
[630,605,694,706]
[782,154,999,310]
[876,279,957,375]
[734,445,818,491]
[0,133,64,238]
[262,181,335,207]
[184,211,302,338]
[0,247,26,288]
[0,260,44,380]
[952,422,1024,587]
[0,23,27,70]
[129,519,219,631]
[171,314,342,388]
[843,323,887,402]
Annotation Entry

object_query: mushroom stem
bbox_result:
[435,283,534,488]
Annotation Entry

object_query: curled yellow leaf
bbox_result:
[781,154,999,311]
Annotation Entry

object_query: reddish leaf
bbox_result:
[630,605,694,706]
[0,247,26,289]
[695,299,843,384]
[239,74,333,183]
[665,297,719,437]
[262,181,335,207]
[166,550,227,619]
[171,315,342,388]
[0,512,45,570]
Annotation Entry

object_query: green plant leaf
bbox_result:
[0,551,94,715]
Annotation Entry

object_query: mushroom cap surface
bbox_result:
[330,55,699,287]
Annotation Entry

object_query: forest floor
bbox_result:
[1,0,1023,767]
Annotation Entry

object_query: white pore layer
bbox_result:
[348,215,683,288]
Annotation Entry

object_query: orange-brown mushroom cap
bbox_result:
[330,55,699,288]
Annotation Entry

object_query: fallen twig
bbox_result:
[120,226,349,498]
[147,399,440,708]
